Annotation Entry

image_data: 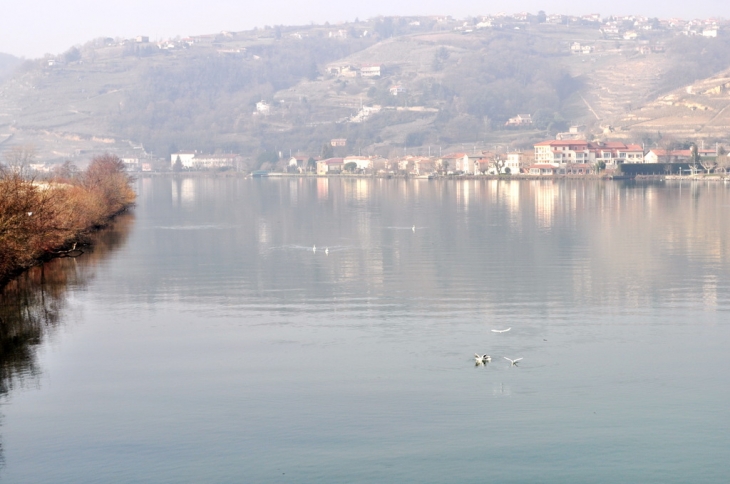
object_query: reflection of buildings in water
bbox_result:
[411,178,423,198]
[172,178,196,207]
[317,178,329,200]
[532,181,559,228]
[289,180,298,207]
[342,178,372,202]
[356,179,371,201]
[489,180,521,218]
[456,180,470,210]
[258,220,269,246]
[486,180,499,204]
[643,185,658,215]
[398,179,410,199]
[138,178,154,204]
[356,178,371,201]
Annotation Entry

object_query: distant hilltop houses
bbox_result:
[445,12,726,40]
[327,63,382,78]
[39,12,727,75]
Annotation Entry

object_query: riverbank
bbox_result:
[138,171,730,183]
[0,154,136,288]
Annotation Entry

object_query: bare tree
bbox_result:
[699,157,717,174]
[440,159,449,174]
[716,155,730,174]
[2,145,37,177]
[689,144,701,175]
[490,157,506,175]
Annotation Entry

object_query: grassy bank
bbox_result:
[0,154,135,287]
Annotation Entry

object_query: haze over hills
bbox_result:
[0,53,21,81]
[1,13,730,166]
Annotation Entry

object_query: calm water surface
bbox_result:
[1,177,729,483]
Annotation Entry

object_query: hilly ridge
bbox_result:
[1,16,730,164]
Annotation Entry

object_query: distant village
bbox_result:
[164,135,728,178]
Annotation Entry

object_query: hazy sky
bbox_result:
[1,0,728,58]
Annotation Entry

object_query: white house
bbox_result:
[343,156,371,171]
[505,114,533,126]
[255,101,271,115]
[360,64,382,77]
[171,152,196,169]
[171,152,239,169]
[389,85,406,96]
[122,158,140,171]
[505,152,523,174]
[288,156,309,171]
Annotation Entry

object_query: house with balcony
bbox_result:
[533,140,644,167]
[360,64,382,77]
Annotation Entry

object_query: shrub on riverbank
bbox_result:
[0,154,135,285]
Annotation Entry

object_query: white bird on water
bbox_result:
[312,245,316,253]
[325,247,329,255]
[491,327,511,333]
[504,357,523,366]
[412,225,416,232]
[474,354,492,365]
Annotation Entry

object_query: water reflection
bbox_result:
[125,178,730,317]
[0,215,133,460]
[3,178,730,482]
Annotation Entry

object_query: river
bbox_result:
[1,177,729,482]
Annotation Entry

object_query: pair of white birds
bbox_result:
[312,245,328,255]
[475,326,521,365]
[474,354,522,366]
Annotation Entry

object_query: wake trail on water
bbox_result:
[265,245,354,253]
[155,225,236,230]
